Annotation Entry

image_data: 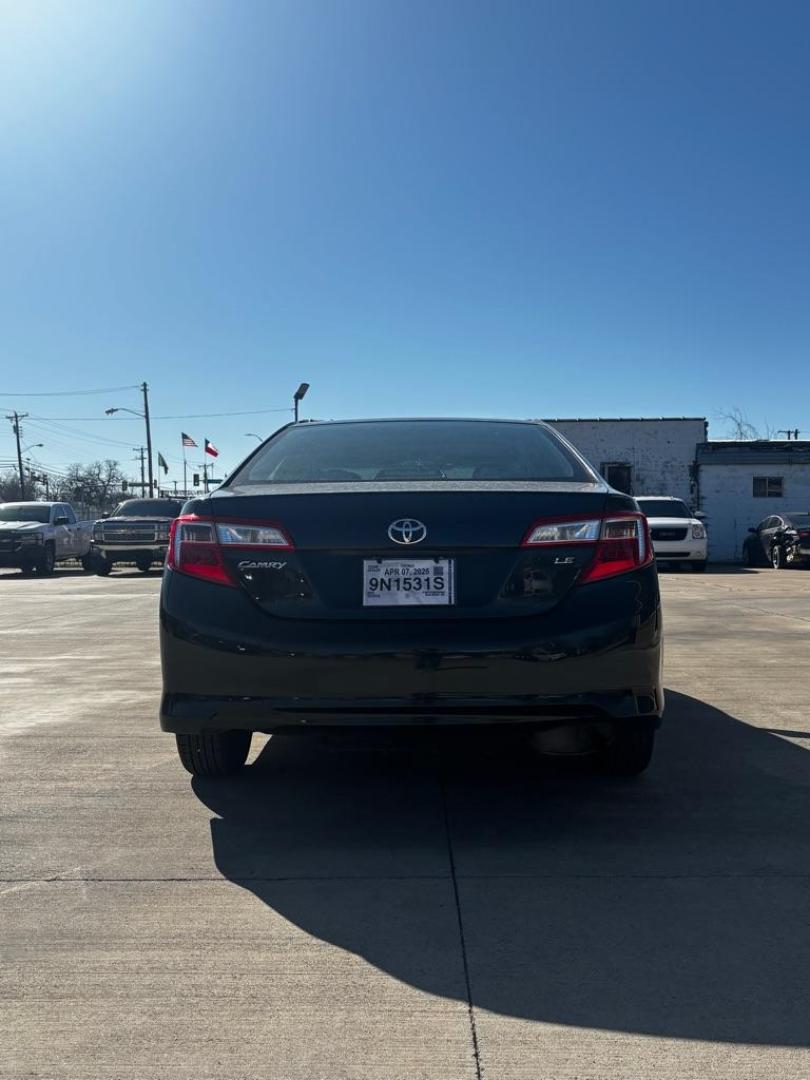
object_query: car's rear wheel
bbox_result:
[743,544,757,567]
[175,731,252,776]
[690,559,707,573]
[596,722,655,776]
[771,545,785,570]
[135,555,152,573]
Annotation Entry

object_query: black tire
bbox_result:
[596,722,655,777]
[743,543,757,568]
[771,545,785,570]
[690,560,707,573]
[175,731,252,777]
[95,557,112,576]
[80,554,97,573]
[36,544,56,576]
[135,556,152,573]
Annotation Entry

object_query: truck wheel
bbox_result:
[36,544,56,576]
[81,554,98,573]
[690,560,707,573]
[596,722,655,777]
[135,556,152,573]
[175,731,252,777]
[95,557,112,576]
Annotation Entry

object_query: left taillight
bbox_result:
[167,515,293,587]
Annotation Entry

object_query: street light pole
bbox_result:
[105,384,153,491]
[142,382,154,492]
[293,382,310,423]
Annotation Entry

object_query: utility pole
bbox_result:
[203,461,209,494]
[133,447,147,494]
[5,412,29,499]
[141,382,154,492]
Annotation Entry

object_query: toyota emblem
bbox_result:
[388,518,427,545]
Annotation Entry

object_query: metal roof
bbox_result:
[698,441,810,465]
[545,417,706,423]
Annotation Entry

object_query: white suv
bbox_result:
[635,496,708,572]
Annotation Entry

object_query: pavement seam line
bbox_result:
[440,774,484,1080]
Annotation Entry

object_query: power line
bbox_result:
[6,406,294,421]
[0,384,140,397]
[25,416,136,450]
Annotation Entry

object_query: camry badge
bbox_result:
[388,519,427,545]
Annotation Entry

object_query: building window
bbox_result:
[601,463,633,494]
[753,476,783,498]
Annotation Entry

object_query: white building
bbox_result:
[547,418,707,504]
[697,441,810,561]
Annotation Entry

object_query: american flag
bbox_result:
[181,432,197,448]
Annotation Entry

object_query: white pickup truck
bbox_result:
[0,501,94,575]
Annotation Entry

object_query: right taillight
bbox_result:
[578,514,652,584]
[521,512,653,584]
[168,515,294,587]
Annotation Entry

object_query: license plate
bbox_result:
[363,558,454,606]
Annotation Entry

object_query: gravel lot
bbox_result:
[2,566,809,1079]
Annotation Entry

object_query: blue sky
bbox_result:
[1,0,809,484]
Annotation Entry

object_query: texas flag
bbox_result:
[205,439,219,458]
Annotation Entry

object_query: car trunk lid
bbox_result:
[208,483,610,619]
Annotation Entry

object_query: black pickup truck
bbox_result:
[92,498,182,575]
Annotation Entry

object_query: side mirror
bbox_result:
[693,510,707,519]
[53,516,69,526]
[101,512,110,519]
[748,527,757,534]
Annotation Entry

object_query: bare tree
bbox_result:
[0,471,22,502]
[716,408,763,441]
[51,460,126,509]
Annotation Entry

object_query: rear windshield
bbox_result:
[232,421,593,484]
[112,500,182,517]
[0,503,51,523]
[637,499,690,518]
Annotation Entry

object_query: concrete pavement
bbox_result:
[2,565,809,1078]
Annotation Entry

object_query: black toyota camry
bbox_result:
[160,418,663,778]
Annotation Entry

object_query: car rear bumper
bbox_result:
[160,689,664,732]
[159,565,663,733]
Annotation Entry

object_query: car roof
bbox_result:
[290,417,552,427]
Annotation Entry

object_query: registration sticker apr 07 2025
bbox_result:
[363,558,455,606]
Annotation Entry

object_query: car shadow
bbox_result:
[192,691,810,1047]
[0,568,89,581]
